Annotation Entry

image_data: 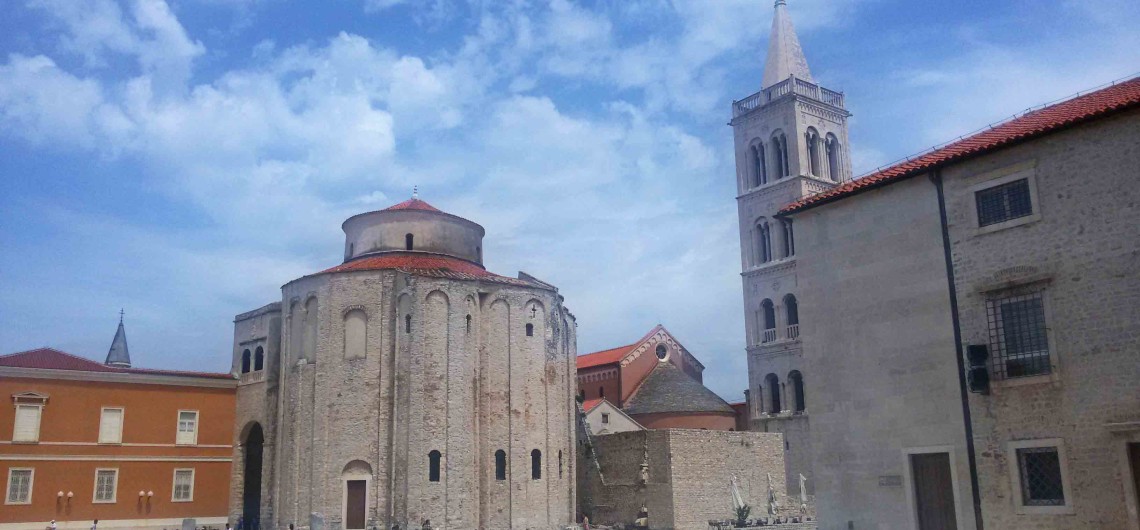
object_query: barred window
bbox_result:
[976,178,1032,227]
[1017,447,1065,506]
[986,290,1050,379]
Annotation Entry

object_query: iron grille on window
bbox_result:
[976,178,1033,227]
[1017,447,1065,506]
[986,290,1050,379]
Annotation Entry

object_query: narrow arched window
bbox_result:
[789,371,805,412]
[495,450,506,481]
[254,346,265,371]
[405,233,414,250]
[755,221,772,264]
[782,219,795,257]
[558,450,564,478]
[826,134,841,182]
[241,349,252,374]
[784,295,799,340]
[531,449,542,480]
[599,387,605,399]
[765,373,781,413]
[525,323,534,337]
[428,450,441,482]
[761,299,776,343]
[750,143,767,188]
[806,128,821,177]
[466,314,472,334]
[404,314,411,334]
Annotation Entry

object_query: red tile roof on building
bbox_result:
[383,198,442,212]
[320,252,535,286]
[0,347,234,380]
[576,343,638,370]
[781,76,1140,214]
[581,398,605,412]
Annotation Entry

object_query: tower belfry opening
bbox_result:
[731,0,854,498]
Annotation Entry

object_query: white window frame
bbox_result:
[171,468,195,502]
[12,404,43,443]
[1007,438,1075,515]
[969,162,1041,235]
[901,445,965,530]
[98,407,125,444]
[5,468,34,505]
[92,468,118,504]
[176,410,199,446]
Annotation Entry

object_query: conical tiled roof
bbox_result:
[383,198,442,212]
[105,320,131,367]
[622,362,734,416]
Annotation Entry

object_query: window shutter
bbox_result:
[99,409,123,443]
[13,405,41,442]
[176,412,197,445]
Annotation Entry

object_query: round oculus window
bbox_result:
[655,344,668,361]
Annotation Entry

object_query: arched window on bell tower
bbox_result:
[806,127,821,177]
[749,141,767,188]
[826,133,841,182]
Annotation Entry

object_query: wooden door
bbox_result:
[911,452,958,530]
[346,480,367,529]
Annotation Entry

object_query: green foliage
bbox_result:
[734,504,751,527]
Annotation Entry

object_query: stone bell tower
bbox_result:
[731,0,853,495]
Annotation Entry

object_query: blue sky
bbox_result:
[1,0,1137,400]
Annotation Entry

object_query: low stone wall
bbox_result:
[579,429,791,530]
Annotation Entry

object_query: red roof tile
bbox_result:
[383,198,441,212]
[782,76,1140,214]
[321,252,534,286]
[581,398,605,412]
[0,348,233,380]
[576,343,638,369]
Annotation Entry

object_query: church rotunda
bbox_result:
[229,196,578,530]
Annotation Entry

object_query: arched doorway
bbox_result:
[242,423,264,530]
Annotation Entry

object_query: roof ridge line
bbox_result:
[857,73,1140,181]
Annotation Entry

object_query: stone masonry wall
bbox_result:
[259,268,576,530]
[943,108,1140,529]
[581,430,786,530]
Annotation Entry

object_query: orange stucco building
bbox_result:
[1,337,235,530]
[575,325,739,431]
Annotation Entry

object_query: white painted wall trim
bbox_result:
[0,455,231,462]
[0,441,231,448]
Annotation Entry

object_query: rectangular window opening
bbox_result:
[976,178,1033,227]
[177,410,199,445]
[99,407,124,444]
[986,290,1050,380]
[1017,447,1065,506]
[93,469,118,503]
[172,469,195,502]
[13,405,42,443]
[6,469,33,505]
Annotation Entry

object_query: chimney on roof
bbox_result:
[105,310,131,368]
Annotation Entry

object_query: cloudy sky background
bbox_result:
[1,0,1137,400]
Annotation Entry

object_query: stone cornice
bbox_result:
[742,258,797,278]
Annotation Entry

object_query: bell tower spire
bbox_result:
[762,0,814,89]
[105,309,132,368]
